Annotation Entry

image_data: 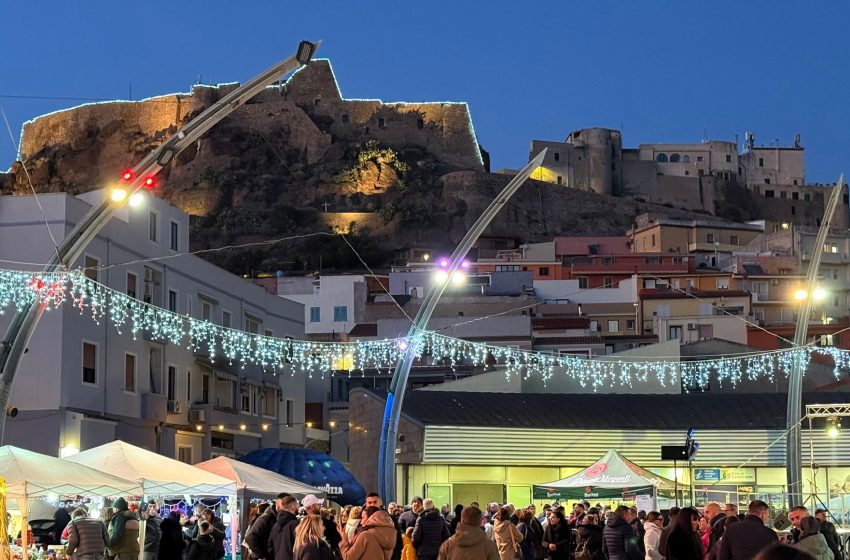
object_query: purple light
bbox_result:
[396,339,410,352]
[461,259,470,269]
[438,258,450,269]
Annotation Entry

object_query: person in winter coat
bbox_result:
[516,510,536,560]
[402,527,417,560]
[438,506,499,560]
[53,507,72,546]
[268,496,301,560]
[199,509,226,560]
[792,518,834,560]
[66,508,108,560]
[344,507,362,539]
[414,499,451,560]
[292,514,334,560]
[642,512,664,560]
[158,511,186,560]
[450,506,464,536]
[337,506,398,560]
[246,503,277,560]
[493,507,523,560]
[187,522,218,560]
[107,498,141,560]
[602,506,642,560]
[575,513,604,560]
[142,502,161,560]
[542,510,571,560]
[664,508,703,560]
[717,500,778,560]
[400,499,425,532]
[815,510,843,560]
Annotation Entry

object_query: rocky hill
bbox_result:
[1,60,734,275]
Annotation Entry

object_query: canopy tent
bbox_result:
[0,446,141,499]
[66,440,236,496]
[239,448,366,506]
[194,456,323,500]
[533,449,677,500]
[0,446,141,560]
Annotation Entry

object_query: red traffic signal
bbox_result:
[120,169,135,182]
[143,177,156,189]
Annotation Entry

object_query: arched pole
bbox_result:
[377,149,548,502]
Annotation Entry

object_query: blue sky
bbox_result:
[2,0,848,181]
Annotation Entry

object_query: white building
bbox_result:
[279,275,367,337]
[0,190,319,461]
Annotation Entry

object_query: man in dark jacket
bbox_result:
[413,499,450,560]
[717,500,777,560]
[602,506,641,560]
[245,501,277,560]
[267,496,300,560]
[815,509,844,560]
[657,507,680,559]
[399,497,424,531]
[67,508,108,560]
[142,501,162,560]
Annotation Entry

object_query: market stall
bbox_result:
[66,441,237,558]
[0,446,141,560]
[195,456,324,538]
[533,449,676,509]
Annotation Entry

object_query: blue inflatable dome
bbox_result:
[239,448,366,506]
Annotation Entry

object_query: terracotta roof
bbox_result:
[532,317,590,330]
[387,391,850,430]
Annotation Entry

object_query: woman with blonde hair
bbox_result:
[293,514,333,560]
[344,507,362,538]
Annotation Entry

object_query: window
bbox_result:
[670,153,680,163]
[458,311,464,318]
[310,307,320,322]
[705,233,715,243]
[656,153,668,163]
[682,155,690,163]
[590,320,599,332]
[626,319,636,330]
[177,446,193,465]
[202,374,210,404]
[697,156,703,162]
[792,192,799,200]
[241,385,251,413]
[84,255,99,282]
[651,234,656,247]
[149,212,158,242]
[556,176,563,185]
[765,178,771,185]
[607,320,620,333]
[495,265,520,272]
[726,154,732,163]
[378,117,386,128]
[285,399,294,428]
[82,342,97,384]
[673,256,687,264]
[765,190,775,198]
[264,329,274,338]
[825,243,838,254]
[126,272,137,299]
[222,311,231,328]
[334,306,348,322]
[186,369,192,403]
[170,222,179,251]
[602,257,616,265]
[341,114,349,124]
[805,193,811,202]
[758,157,764,167]
[263,386,276,416]
[603,276,614,288]
[124,353,136,393]
[644,278,656,289]
[669,325,683,341]
[717,277,730,289]
[794,180,799,186]
[168,290,177,313]
[314,98,321,106]
[245,315,260,334]
[730,235,739,245]
[202,301,212,322]
[167,366,176,401]
[578,277,588,289]
[539,267,550,277]
[645,257,662,265]
[417,118,424,129]
[834,297,841,307]
[554,152,560,162]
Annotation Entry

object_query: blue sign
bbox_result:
[694,469,721,482]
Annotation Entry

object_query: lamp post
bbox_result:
[786,177,844,509]
[376,149,547,503]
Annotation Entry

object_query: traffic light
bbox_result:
[142,176,156,189]
[120,169,136,182]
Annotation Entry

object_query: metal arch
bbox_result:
[0,41,320,442]
[376,149,548,503]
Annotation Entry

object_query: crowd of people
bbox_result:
[35,491,850,560]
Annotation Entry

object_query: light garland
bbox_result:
[1,268,849,390]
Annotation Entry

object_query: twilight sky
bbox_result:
[2,0,848,182]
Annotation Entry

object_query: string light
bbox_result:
[1,268,849,390]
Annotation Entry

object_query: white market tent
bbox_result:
[0,445,142,560]
[194,456,322,499]
[66,440,236,496]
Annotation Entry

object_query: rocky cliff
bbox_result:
[1,60,721,274]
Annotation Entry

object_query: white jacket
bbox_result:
[644,522,663,560]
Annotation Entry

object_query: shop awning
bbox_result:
[239,448,365,506]
[533,449,676,500]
